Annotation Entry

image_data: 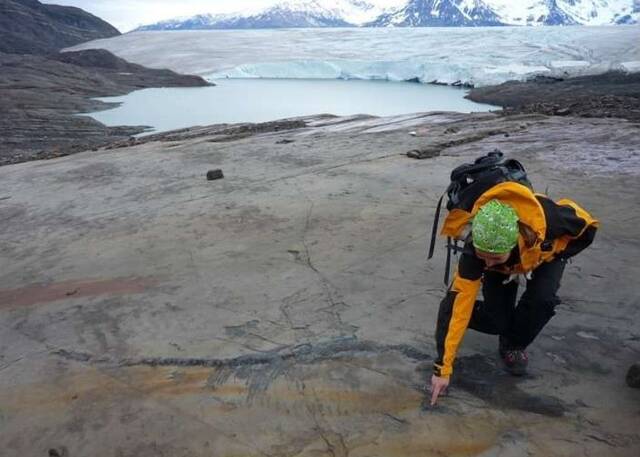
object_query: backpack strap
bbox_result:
[428,192,445,260]
[443,236,452,286]
[443,238,464,286]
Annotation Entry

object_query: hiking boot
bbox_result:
[499,336,528,376]
[501,349,528,376]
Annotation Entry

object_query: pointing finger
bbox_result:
[430,383,441,406]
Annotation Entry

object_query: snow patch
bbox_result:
[483,64,551,75]
[550,60,591,68]
[621,61,640,72]
[576,331,600,340]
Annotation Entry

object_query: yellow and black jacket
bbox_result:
[433,182,598,378]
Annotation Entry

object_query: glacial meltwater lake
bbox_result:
[87,78,495,134]
[73,27,639,135]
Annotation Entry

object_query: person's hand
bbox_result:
[430,374,450,406]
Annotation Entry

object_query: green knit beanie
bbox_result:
[472,200,519,254]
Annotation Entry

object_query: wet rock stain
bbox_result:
[454,355,567,417]
[0,277,157,309]
[123,337,430,399]
[0,353,576,457]
[51,336,568,417]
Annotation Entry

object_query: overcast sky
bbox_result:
[42,1,405,33]
[42,1,274,32]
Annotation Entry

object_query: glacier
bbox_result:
[207,59,559,86]
[67,26,640,87]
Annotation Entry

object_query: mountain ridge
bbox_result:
[0,0,120,54]
[134,0,640,31]
[0,0,210,164]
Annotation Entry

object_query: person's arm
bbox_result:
[431,252,483,404]
[554,199,599,259]
[536,196,599,259]
[433,269,482,377]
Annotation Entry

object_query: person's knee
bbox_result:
[521,286,561,309]
[492,309,512,334]
[469,299,512,335]
[540,296,560,319]
[520,295,560,321]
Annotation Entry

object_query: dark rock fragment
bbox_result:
[407,147,440,159]
[626,363,640,388]
[452,80,474,89]
[206,169,224,181]
[531,75,565,84]
[48,447,68,457]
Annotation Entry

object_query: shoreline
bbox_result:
[1,64,638,166]
[0,49,210,166]
[467,71,640,122]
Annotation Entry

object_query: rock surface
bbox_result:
[467,71,640,122]
[1,111,639,456]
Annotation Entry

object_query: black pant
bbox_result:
[467,258,567,349]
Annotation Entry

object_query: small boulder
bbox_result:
[49,448,68,457]
[407,147,440,160]
[206,169,224,181]
[626,363,640,388]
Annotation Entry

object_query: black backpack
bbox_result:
[428,150,532,285]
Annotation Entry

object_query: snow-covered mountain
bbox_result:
[134,0,640,31]
[368,0,504,26]
[371,0,639,26]
[556,0,640,25]
[484,0,640,26]
[135,1,399,31]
